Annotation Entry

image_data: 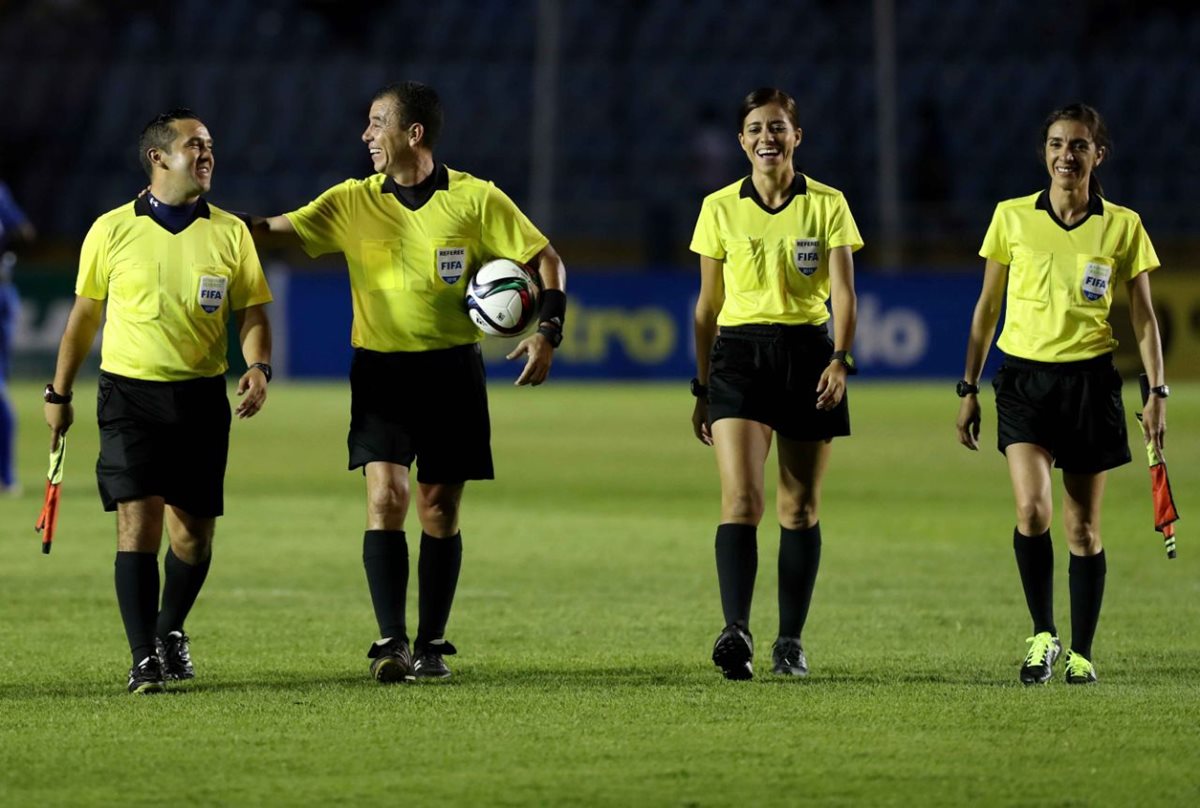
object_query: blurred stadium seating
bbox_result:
[0,0,1197,265]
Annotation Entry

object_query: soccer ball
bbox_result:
[465,259,540,337]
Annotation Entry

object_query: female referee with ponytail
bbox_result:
[690,88,862,680]
[956,104,1167,685]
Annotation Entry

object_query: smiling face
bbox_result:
[362,96,418,175]
[150,118,214,199]
[1044,118,1104,193]
[738,102,802,175]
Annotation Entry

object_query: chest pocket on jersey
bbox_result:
[724,237,766,294]
[1077,255,1114,305]
[109,261,160,322]
[1008,248,1052,305]
[361,239,430,292]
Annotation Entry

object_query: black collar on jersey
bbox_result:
[1035,189,1103,232]
[381,163,449,211]
[134,194,211,234]
[739,172,807,215]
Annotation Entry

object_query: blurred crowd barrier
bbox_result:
[11,267,1197,382]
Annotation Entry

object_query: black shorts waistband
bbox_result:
[1001,353,1114,374]
[100,371,226,389]
[355,344,480,360]
[719,323,829,342]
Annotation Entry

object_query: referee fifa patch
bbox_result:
[197,275,228,314]
[794,238,821,276]
[1081,260,1112,301]
[437,247,467,285]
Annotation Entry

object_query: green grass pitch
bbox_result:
[1,379,1197,806]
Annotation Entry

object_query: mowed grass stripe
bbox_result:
[0,380,1196,806]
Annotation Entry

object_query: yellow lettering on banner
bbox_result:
[478,299,677,365]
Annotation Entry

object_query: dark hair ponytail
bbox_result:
[1039,103,1111,197]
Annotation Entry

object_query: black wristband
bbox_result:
[538,288,567,330]
[536,324,563,348]
[230,211,254,230]
[250,362,272,383]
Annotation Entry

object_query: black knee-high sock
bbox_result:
[715,523,758,631]
[778,523,821,640]
[1069,550,1106,660]
[417,532,462,647]
[156,547,212,638]
[115,551,160,666]
[363,530,408,641]
[1013,528,1056,636]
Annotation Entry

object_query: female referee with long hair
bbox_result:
[956,103,1167,685]
[690,88,862,680]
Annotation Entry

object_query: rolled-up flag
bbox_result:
[1138,375,1179,559]
[34,436,66,555]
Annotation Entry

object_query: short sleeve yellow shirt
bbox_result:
[285,166,549,352]
[75,198,273,381]
[690,174,863,327]
[980,191,1160,362]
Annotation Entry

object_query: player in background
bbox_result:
[45,109,273,693]
[690,88,861,680]
[0,177,36,494]
[248,81,567,682]
[956,103,1167,685]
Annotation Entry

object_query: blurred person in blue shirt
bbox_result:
[0,178,36,493]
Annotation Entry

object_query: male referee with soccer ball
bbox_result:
[45,109,273,694]
[250,81,567,682]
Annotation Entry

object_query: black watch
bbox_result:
[830,350,858,375]
[43,383,72,404]
[956,380,980,397]
[690,378,709,398]
[536,324,563,348]
[250,362,272,383]
[1149,384,1170,399]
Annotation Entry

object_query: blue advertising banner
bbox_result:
[284,269,1002,381]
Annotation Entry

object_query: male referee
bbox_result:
[45,109,273,694]
[250,81,566,682]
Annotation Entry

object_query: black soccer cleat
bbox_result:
[413,640,458,680]
[157,631,195,681]
[771,637,809,677]
[712,624,754,681]
[127,655,166,695]
[367,637,414,683]
[1019,632,1062,685]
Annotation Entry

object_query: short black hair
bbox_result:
[372,82,443,148]
[138,108,201,178]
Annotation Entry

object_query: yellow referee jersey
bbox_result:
[76,197,273,381]
[285,166,549,352]
[690,173,863,327]
[980,190,1160,362]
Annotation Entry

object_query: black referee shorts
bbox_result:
[96,372,231,517]
[993,353,1131,473]
[708,323,850,442]
[348,344,494,483]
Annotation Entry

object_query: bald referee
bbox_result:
[45,109,273,694]
[250,81,566,682]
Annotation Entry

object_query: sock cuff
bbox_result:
[781,523,821,543]
[363,530,408,560]
[716,523,757,543]
[421,531,462,545]
[115,550,158,568]
[1013,527,1052,547]
[165,546,212,569]
[1069,549,1107,575]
